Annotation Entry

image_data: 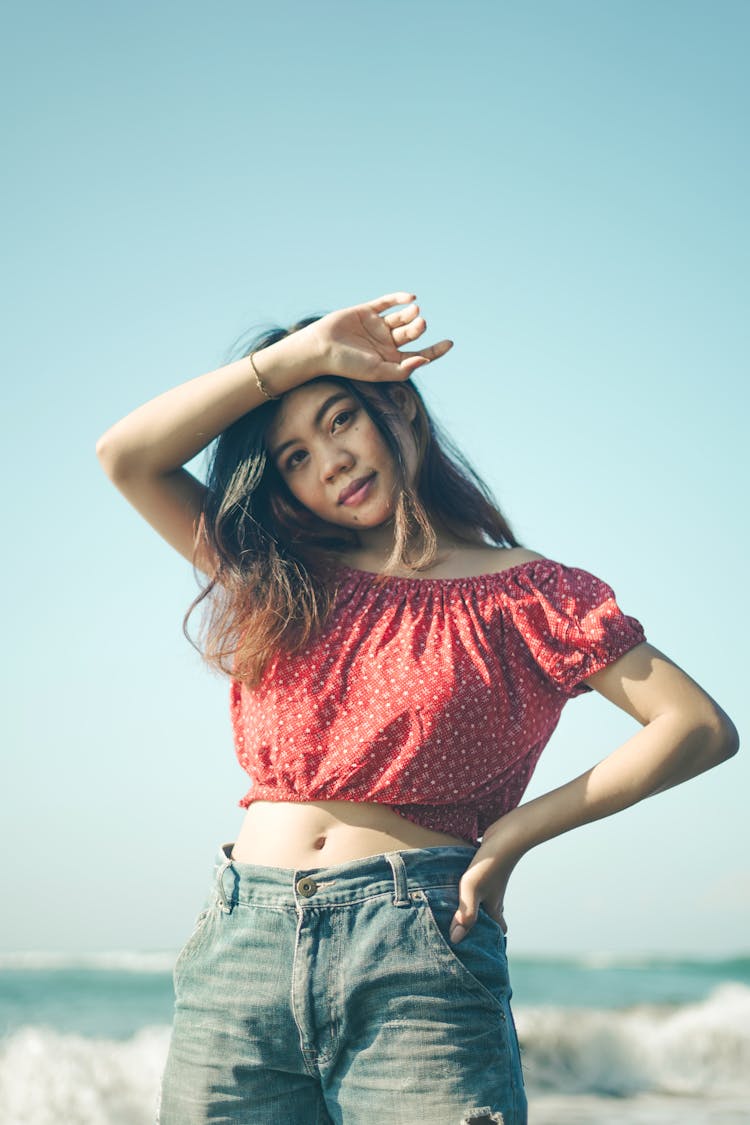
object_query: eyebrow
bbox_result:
[270,392,352,462]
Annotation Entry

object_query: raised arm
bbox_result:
[94,323,320,574]
[95,291,452,573]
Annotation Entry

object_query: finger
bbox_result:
[382,302,419,329]
[391,315,427,348]
[365,292,416,313]
[396,338,453,365]
[487,906,507,931]
[497,902,507,934]
[376,339,453,381]
[377,356,427,380]
[450,892,478,944]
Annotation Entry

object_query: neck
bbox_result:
[343,518,479,572]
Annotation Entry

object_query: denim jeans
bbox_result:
[156,842,527,1124]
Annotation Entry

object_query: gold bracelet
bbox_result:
[250,352,281,401]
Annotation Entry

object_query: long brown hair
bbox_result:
[183,316,523,687]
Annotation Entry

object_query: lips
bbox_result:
[338,472,376,504]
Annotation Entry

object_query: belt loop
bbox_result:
[384,852,410,907]
[215,854,235,914]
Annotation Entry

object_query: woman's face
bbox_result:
[266,380,418,532]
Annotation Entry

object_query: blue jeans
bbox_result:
[156,842,527,1124]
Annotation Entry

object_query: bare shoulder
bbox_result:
[495,547,547,571]
[446,545,548,579]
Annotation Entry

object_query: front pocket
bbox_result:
[173,903,217,983]
[415,888,509,1015]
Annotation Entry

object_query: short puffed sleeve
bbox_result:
[502,559,647,698]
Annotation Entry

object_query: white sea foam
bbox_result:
[0,951,176,972]
[0,1024,171,1125]
[0,985,748,1122]
[526,1093,750,1124]
[516,982,750,1097]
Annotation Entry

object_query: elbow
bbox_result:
[663,704,741,783]
[715,716,740,763]
[702,708,740,768]
[95,433,131,480]
[646,704,739,798]
[95,432,115,472]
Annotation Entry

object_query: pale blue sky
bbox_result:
[3,1,748,956]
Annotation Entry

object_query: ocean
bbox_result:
[0,950,748,1124]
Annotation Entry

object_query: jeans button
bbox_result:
[296,876,318,897]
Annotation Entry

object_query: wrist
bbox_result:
[482,807,533,859]
[253,323,326,395]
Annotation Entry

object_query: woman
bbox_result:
[96,291,738,1125]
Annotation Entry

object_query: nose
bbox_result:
[321,445,354,483]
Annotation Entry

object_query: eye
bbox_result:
[282,407,356,471]
[285,449,307,469]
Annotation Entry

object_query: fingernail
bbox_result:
[450,924,467,943]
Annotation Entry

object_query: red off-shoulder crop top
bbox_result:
[228,557,647,846]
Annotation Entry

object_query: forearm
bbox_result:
[95,327,321,477]
[484,711,738,858]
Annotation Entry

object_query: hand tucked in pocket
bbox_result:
[449,831,522,944]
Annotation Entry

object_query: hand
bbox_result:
[307,291,453,383]
[449,832,523,945]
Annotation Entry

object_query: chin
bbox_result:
[353,504,394,525]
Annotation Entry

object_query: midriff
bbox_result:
[230,799,471,869]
